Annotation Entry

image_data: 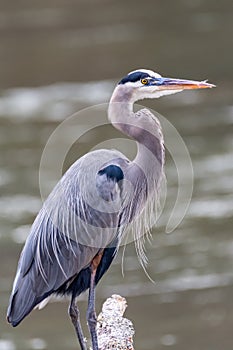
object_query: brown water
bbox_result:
[0,1,233,349]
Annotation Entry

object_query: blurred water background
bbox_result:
[0,1,233,349]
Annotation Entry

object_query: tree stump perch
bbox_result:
[96,294,135,350]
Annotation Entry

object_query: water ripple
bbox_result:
[0,81,113,121]
[0,195,41,221]
[101,272,233,298]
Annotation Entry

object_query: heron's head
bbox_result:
[118,69,215,101]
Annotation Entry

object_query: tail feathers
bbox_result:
[7,277,46,327]
[36,296,52,310]
[7,279,35,327]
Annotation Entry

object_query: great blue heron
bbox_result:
[7,69,214,350]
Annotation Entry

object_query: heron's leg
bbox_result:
[69,294,87,350]
[87,252,103,350]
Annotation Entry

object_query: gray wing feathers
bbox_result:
[7,209,99,326]
[7,149,127,326]
[7,224,81,323]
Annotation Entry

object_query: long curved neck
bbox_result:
[108,85,164,186]
[108,85,135,136]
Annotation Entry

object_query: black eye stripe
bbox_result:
[119,72,150,85]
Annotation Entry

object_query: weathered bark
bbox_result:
[96,295,135,350]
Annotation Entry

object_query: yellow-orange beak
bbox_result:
[152,77,216,90]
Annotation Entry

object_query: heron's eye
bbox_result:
[141,78,149,85]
